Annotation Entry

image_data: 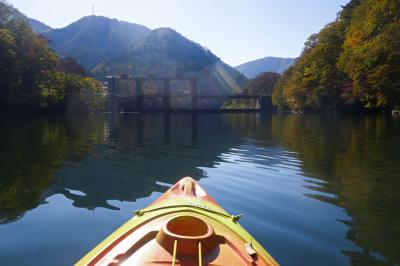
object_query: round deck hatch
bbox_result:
[156,215,218,255]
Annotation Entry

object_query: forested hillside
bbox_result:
[0,1,105,112]
[93,28,246,95]
[242,72,281,96]
[273,0,400,112]
[44,16,150,70]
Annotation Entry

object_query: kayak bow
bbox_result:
[76,177,279,266]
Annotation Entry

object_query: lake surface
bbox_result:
[0,113,399,266]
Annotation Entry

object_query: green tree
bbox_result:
[272,67,293,110]
[75,77,105,112]
[0,1,105,112]
[280,21,349,111]
[0,28,16,99]
[337,0,400,108]
[38,71,66,108]
[242,72,280,96]
[274,0,399,112]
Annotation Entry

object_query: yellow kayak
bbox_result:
[76,177,279,265]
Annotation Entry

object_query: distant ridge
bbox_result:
[236,56,295,78]
[43,16,151,70]
[5,6,53,34]
[28,18,52,34]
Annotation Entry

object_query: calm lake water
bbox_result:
[0,113,399,266]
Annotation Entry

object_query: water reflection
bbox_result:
[0,116,105,223]
[0,114,248,217]
[0,113,399,266]
[269,114,400,265]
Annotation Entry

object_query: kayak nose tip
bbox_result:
[181,176,196,182]
[175,177,206,197]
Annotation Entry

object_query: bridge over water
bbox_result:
[106,75,272,112]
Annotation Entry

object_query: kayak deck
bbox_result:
[76,177,279,266]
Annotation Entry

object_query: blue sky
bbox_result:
[8,0,350,66]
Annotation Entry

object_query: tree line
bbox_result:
[0,1,105,113]
[272,0,400,112]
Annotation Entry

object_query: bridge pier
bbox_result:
[135,78,143,112]
[260,96,273,111]
[107,77,118,112]
[190,78,198,110]
[163,78,170,111]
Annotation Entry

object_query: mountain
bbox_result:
[28,18,52,34]
[43,16,150,70]
[33,16,245,95]
[235,57,295,78]
[93,28,246,95]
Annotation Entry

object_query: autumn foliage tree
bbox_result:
[0,1,104,112]
[273,0,400,111]
[337,0,400,108]
[242,72,280,96]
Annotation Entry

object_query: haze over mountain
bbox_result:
[9,5,52,34]
[93,28,246,95]
[235,57,295,78]
[28,15,246,95]
[28,18,52,34]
